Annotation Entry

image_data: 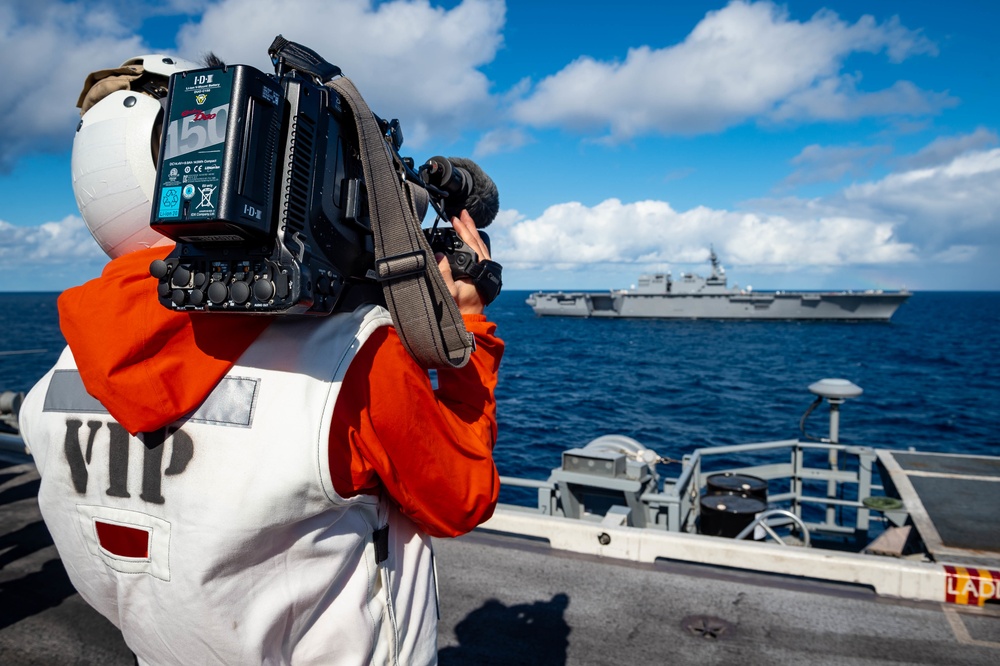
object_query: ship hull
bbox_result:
[526,291,910,321]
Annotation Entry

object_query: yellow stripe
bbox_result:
[955,566,970,605]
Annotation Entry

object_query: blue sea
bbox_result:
[3,290,999,496]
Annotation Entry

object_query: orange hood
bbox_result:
[58,247,271,435]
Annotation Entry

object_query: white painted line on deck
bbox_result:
[943,605,1000,649]
[904,470,1000,483]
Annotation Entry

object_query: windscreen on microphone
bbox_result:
[446,157,499,228]
[423,156,500,228]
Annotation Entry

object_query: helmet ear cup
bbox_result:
[72,90,172,258]
[72,54,199,259]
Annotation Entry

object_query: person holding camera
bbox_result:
[18,52,503,665]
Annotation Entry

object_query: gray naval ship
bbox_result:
[2,378,999,664]
[527,249,911,321]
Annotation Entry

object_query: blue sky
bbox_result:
[1,0,998,291]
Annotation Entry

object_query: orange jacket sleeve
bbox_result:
[328,315,504,537]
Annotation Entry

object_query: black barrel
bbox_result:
[698,492,767,538]
[706,472,768,501]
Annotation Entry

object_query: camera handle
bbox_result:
[268,35,342,82]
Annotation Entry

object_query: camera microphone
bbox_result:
[422,156,499,228]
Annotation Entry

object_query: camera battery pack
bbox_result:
[151,64,284,243]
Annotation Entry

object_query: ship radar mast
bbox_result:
[707,245,727,287]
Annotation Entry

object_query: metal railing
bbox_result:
[500,438,888,546]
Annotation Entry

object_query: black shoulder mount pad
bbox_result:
[467,259,503,306]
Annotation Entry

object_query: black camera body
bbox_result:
[148,38,500,316]
[425,227,490,279]
[149,62,374,315]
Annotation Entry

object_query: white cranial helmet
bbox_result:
[72,54,201,258]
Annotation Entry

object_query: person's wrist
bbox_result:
[459,301,485,316]
[455,282,485,315]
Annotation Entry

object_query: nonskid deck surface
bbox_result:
[3,456,999,665]
[0,459,134,665]
[435,529,1000,665]
[879,451,1000,566]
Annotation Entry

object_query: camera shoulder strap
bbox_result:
[326,77,474,369]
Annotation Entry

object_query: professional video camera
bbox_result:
[148,36,500,316]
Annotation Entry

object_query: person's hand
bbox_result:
[437,209,490,316]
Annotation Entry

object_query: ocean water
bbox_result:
[3,290,999,489]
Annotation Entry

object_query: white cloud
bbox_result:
[511,0,947,140]
[0,215,107,290]
[739,144,1000,285]
[0,216,104,265]
[0,0,506,171]
[492,197,915,273]
[176,0,506,147]
[781,143,892,188]
[0,2,148,170]
[931,245,978,263]
[895,127,998,170]
[473,127,532,157]
[841,147,1000,246]
[769,78,954,124]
